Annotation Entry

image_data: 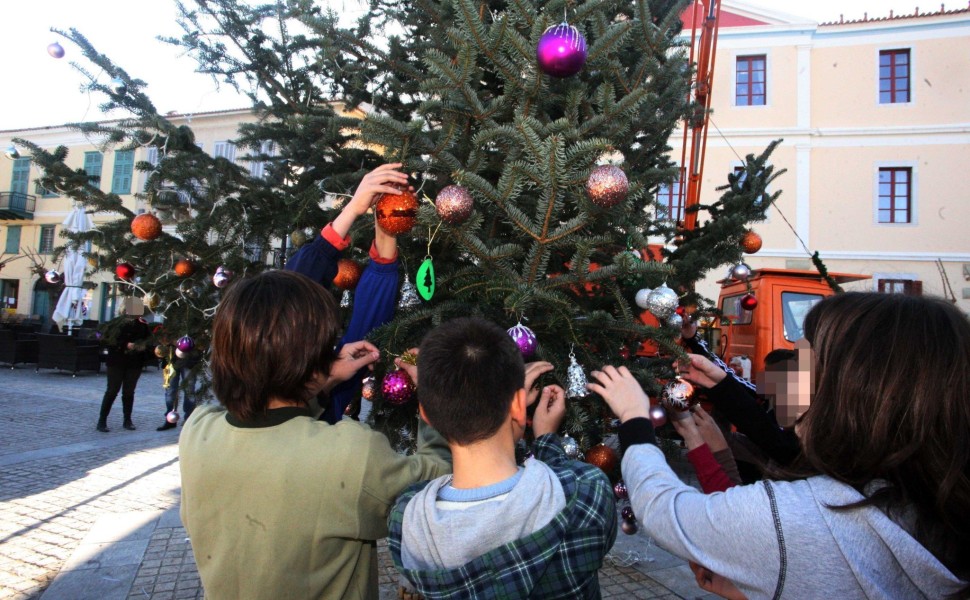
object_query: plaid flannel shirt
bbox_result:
[387,434,617,599]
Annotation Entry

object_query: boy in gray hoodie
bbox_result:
[387,317,617,599]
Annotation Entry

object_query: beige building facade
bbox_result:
[672,2,970,310]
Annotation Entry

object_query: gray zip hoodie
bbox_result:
[623,443,965,599]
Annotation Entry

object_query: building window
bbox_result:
[249,141,276,179]
[878,279,921,295]
[879,49,910,104]
[11,158,30,196]
[655,174,684,222]
[111,150,134,195]
[34,182,57,198]
[84,152,103,188]
[213,141,237,162]
[4,226,21,254]
[736,55,766,106]
[1,278,18,309]
[878,167,912,223]
[39,225,56,254]
[142,147,160,192]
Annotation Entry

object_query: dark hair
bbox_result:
[211,270,339,421]
[763,348,795,367]
[417,317,525,445]
[794,292,970,589]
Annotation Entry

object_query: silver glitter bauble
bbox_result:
[435,185,474,225]
[340,289,352,308]
[398,274,421,309]
[585,165,629,208]
[730,263,752,281]
[561,434,580,459]
[666,313,684,330]
[645,283,679,319]
[566,353,588,399]
[634,288,652,310]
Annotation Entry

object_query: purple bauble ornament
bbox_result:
[44,270,63,285]
[435,185,474,225]
[621,505,636,522]
[176,335,195,353]
[165,410,180,424]
[648,404,668,428]
[620,518,639,536]
[382,369,415,406]
[47,41,65,59]
[507,323,538,359]
[614,480,628,501]
[213,271,230,288]
[536,22,588,78]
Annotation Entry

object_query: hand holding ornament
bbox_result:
[325,340,381,392]
[332,163,412,238]
[524,361,554,406]
[586,365,650,424]
[692,405,730,453]
[675,353,728,389]
[670,409,705,450]
[532,385,566,437]
[393,347,420,387]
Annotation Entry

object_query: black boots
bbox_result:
[96,423,109,433]
[123,420,137,431]
[156,422,177,431]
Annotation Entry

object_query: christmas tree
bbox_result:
[16,0,780,451]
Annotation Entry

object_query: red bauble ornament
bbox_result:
[740,293,758,311]
[585,165,630,208]
[333,259,363,290]
[741,230,763,254]
[131,213,162,241]
[174,259,195,278]
[115,262,135,280]
[584,444,619,476]
[382,368,416,405]
[376,189,419,235]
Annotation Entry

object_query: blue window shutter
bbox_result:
[84,152,103,188]
[111,150,134,195]
[5,226,21,254]
[11,158,30,195]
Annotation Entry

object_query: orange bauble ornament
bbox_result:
[741,230,763,254]
[131,213,162,241]
[174,259,196,277]
[585,444,619,476]
[333,259,363,290]
[375,189,419,235]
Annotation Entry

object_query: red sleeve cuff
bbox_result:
[321,224,352,251]
[369,240,397,264]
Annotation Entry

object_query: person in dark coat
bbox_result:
[96,298,152,432]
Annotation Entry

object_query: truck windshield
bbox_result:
[782,292,823,342]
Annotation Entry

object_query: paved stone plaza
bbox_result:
[0,365,713,600]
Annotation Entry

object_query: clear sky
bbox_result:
[0,0,941,131]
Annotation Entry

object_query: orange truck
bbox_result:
[712,269,870,377]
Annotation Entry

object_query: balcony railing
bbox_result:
[0,192,36,220]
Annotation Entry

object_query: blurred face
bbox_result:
[757,339,814,428]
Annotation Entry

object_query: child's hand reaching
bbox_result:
[692,405,729,453]
[670,411,705,450]
[532,385,566,437]
[332,163,411,238]
[524,361,554,406]
[586,366,650,423]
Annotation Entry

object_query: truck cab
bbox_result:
[715,269,870,377]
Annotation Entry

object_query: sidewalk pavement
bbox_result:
[0,364,714,600]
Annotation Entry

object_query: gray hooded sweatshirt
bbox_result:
[623,443,965,599]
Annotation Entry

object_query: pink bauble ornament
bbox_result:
[212,271,230,288]
[165,410,180,424]
[507,323,538,359]
[536,22,588,78]
[176,335,195,353]
[621,505,636,522]
[585,165,629,208]
[435,185,474,225]
[382,369,415,405]
[648,404,668,428]
[614,480,628,500]
[47,42,65,59]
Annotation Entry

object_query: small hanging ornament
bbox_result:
[333,259,363,290]
[290,229,308,248]
[620,518,639,536]
[730,263,752,281]
[162,362,176,389]
[165,410,180,425]
[340,289,352,308]
[131,213,162,241]
[176,335,195,353]
[566,349,588,399]
[382,368,416,406]
[645,283,679,319]
[536,21,588,78]
[661,379,695,415]
[584,444,619,476]
[621,505,636,522]
[435,184,474,225]
[585,165,630,208]
[507,322,538,359]
[115,262,135,281]
[666,313,684,330]
[416,257,435,301]
[648,404,668,428]
[361,376,376,401]
[740,293,758,311]
[634,288,653,310]
[109,77,127,96]
[144,291,161,310]
[620,504,639,535]
[741,230,763,254]
[174,259,195,278]
[614,480,628,500]
[175,348,188,359]
[44,270,63,285]
[376,187,419,235]
[47,41,65,59]
[561,434,580,459]
[398,274,421,309]
[154,345,166,359]
[212,268,231,288]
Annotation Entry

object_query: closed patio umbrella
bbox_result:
[52,205,94,333]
